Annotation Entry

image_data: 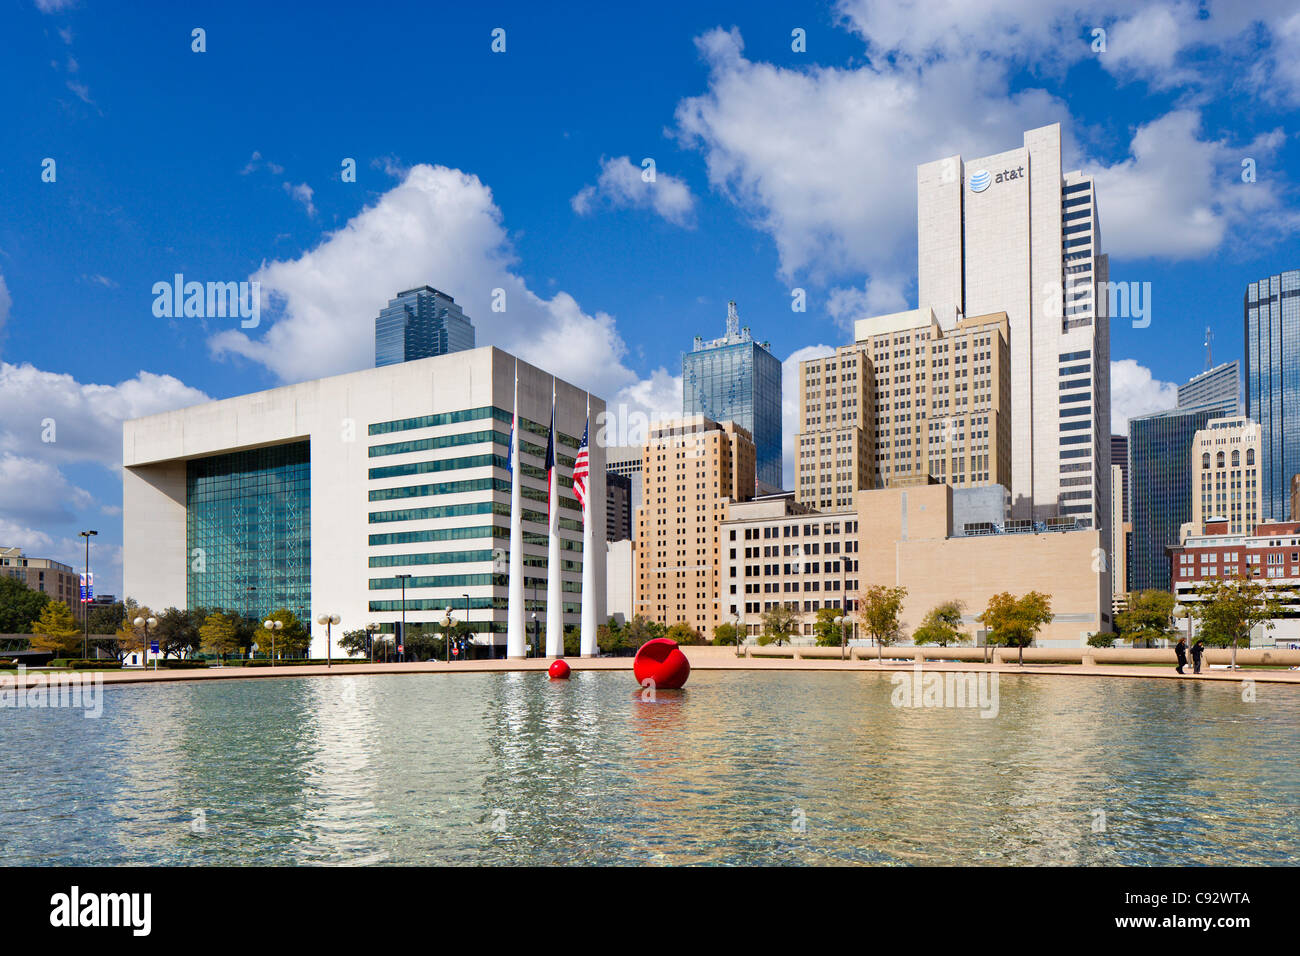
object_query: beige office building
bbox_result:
[1110,464,1131,615]
[722,495,859,640]
[795,309,1011,509]
[0,547,82,612]
[635,416,754,635]
[795,345,873,510]
[856,308,1011,491]
[916,123,1111,531]
[1184,416,1261,538]
[723,484,1108,647]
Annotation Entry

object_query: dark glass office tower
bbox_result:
[1110,434,1129,523]
[683,301,783,490]
[1128,406,1224,591]
[1245,270,1300,520]
[375,285,475,366]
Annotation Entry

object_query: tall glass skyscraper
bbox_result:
[1245,270,1300,521]
[683,301,782,490]
[1128,405,1224,592]
[375,286,475,367]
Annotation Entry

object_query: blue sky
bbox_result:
[2,0,1298,596]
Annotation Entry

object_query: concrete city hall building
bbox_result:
[122,347,606,657]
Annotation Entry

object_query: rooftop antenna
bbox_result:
[726,300,740,339]
[1204,326,1213,372]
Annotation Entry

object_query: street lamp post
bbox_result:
[365,623,377,663]
[463,592,470,661]
[834,615,847,661]
[263,619,282,666]
[396,573,411,663]
[317,614,340,667]
[79,530,97,659]
[734,614,743,658]
[529,612,538,658]
[133,614,157,669]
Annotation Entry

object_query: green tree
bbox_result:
[758,605,797,646]
[624,616,657,650]
[857,585,908,661]
[338,628,374,658]
[912,600,969,646]
[111,598,152,661]
[146,606,204,660]
[977,591,1053,666]
[812,607,843,647]
[0,575,50,634]
[261,607,310,659]
[664,622,705,645]
[29,600,81,657]
[199,612,241,660]
[1086,631,1117,648]
[85,600,126,638]
[1192,575,1288,669]
[1116,589,1175,647]
[712,621,740,646]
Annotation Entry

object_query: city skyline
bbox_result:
[4,1,1300,596]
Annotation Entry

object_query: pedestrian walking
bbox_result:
[1175,636,1188,674]
[1192,639,1205,674]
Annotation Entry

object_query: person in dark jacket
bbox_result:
[1175,637,1188,674]
[1191,639,1205,674]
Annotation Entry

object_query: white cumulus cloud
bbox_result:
[1110,358,1180,434]
[571,156,697,227]
[209,163,677,431]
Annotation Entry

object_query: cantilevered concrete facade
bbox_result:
[123,347,606,658]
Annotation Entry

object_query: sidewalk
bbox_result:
[5,655,1299,687]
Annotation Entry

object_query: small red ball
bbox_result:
[548,659,571,679]
[633,638,690,690]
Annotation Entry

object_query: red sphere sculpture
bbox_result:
[548,659,571,680]
[633,637,691,690]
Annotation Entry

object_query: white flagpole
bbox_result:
[506,361,526,659]
[580,393,597,658]
[545,379,563,657]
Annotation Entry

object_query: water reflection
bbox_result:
[0,671,1296,865]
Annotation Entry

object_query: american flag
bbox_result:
[572,418,590,516]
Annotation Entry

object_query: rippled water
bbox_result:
[0,670,1296,865]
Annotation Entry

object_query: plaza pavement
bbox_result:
[6,652,1300,688]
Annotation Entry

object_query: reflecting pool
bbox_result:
[1,670,1296,865]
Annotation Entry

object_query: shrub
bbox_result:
[49,659,123,669]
